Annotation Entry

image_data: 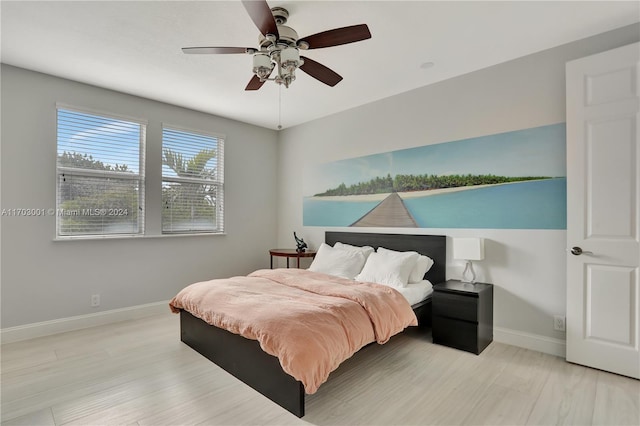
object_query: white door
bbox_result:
[566,42,640,379]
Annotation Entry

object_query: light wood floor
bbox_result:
[2,312,638,425]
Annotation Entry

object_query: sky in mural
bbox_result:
[304,123,566,197]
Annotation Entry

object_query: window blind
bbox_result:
[162,127,224,234]
[56,108,145,237]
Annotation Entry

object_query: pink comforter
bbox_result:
[169,268,417,393]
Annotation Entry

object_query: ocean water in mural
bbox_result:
[303,198,380,227]
[303,123,567,229]
[304,178,566,229]
[404,178,566,229]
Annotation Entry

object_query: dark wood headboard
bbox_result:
[325,232,446,284]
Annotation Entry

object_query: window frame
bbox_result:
[55,103,147,240]
[161,124,225,235]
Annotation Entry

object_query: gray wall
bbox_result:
[276,24,640,344]
[2,23,638,342]
[0,65,278,328]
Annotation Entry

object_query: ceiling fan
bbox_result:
[182,0,371,90]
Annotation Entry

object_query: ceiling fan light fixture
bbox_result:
[253,53,274,80]
[277,47,302,88]
[280,47,301,69]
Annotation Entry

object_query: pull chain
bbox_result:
[277,85,282,130]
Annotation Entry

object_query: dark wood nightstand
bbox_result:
[432,280,493,354]
[269,249,316,269]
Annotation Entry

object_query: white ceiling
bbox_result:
[2,1,638,130]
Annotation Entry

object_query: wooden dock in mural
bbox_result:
[351,192,418,227]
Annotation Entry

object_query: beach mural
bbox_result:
[303,123,566,229]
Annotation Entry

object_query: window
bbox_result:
[162,126,224,234]
[56,107,146,237]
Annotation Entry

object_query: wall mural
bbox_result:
[303,123,566,229]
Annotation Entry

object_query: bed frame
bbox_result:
[179,232,446,418]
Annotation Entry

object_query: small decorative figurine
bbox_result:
[294,232,307,253]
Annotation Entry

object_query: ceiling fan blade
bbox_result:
[182,47,253,54]
[299,56,343,87]
[299,24,371,49]
[245,65,275,91]
[241,0,279,38]
[245,75,266,91]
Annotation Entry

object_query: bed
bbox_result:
[172,232,446,417]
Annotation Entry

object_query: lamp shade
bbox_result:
[280,47,300,64]
[453,237,485,261]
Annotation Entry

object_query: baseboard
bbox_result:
[494,326,566,358]
[1,305,567,356]
[1,300,170,344]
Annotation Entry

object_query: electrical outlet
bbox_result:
[91,294,100,307]
[553,315,565,331]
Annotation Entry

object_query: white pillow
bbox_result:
[308,243,366,279]
[377,247,434,284]
[334,242,375,259]
[409,255,435,283]
[355,251,419,288]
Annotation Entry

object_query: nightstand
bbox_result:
[269,249,316,269]
[432,280,493,354]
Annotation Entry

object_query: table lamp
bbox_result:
[453,237,485,283]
